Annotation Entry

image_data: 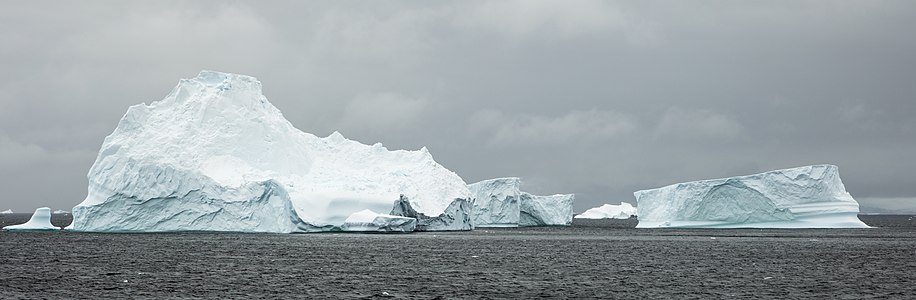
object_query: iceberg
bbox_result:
[0,209,12,214]
[634,165,869,228]
[70,71,472,233]
[519,193,574,226]
[341,209,417,232]
[468,178,574,227]
[575,202,637,219]
[3,207,58,230]
[467,178,522,227]
[53,210,70,214]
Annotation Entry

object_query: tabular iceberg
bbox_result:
[3,207,58,230]
[575,202,637,219]
[341,209,417,232]
[468,178,574,227]
[69,70,472,233]
[468,178,522,227]
[634,165,869,228]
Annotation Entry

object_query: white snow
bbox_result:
[575,202,637,219]
[69,70,471,233]
[469,178,574,227]
[634,165,869,228]
[2,207,58,230]
[0,209,12,214]
[341,209,417,232]
[53,210,70,214]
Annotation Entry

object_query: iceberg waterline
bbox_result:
[575,203,637,220]
[634,165,869,228]
[3,207,58,230]
[468,178,574,227]
[69,70,473,233]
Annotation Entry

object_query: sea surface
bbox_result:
[1,214,915,299]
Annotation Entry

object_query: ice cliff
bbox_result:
[3,207,58,230]
[468,178,574,227]
[69,71,472,233]
[575,202,637,219]
[634,165,869,228]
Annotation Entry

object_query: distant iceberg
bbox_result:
[468,178,574,227]
[53,210,70,214]
[575,203,637,219]
[69,71,472,233]
[0,209,12,214]
[3,207,58,230]
[634,165,869,228]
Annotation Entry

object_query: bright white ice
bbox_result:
[575,202,637,219]
[634,165,869,228]
[69,71,472,233]
[2,207,58,230]
[0,209,12,214]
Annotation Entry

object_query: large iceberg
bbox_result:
[575,202,637,219]
[3,207,58,230]
[634,165,869,228]
[69,71,472,233]
[468,178,574,227]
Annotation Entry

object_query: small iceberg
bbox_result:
[2,207,59,230]
[575,202,637,219]
[53,210,70,214]
[0,209,13,214]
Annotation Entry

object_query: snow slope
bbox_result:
[3,207,58,230]
[69,71,471,232]
[634,165,869,228]
[575,203,637,219]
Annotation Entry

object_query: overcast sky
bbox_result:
[1,1,914,213]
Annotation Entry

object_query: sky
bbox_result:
[1,1,914,213]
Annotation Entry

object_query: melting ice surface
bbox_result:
[468,178,574,227]
[575,203,637,219]
[3,207,58,230]
[634,165,869,228]
[69,71,472,233]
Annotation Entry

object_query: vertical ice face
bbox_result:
[468,178,574,227]
[468,178,522,227]
[634,165,869,228]
[2,207,58,230]
[69,71,472,232]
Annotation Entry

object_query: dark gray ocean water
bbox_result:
[1,214,915,299]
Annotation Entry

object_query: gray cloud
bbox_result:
[1,1,915,213]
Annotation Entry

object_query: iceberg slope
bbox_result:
[70,71,472,232]
[634,165,869,228]
[575,202,637,219]
[3,207,58,230]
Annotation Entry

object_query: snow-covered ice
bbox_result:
[0,209,12,214]
[69,71,472,233]
[2,207,58,230]
[468,178,574,227]
[634,165,869,228]
[53,210,70,214]
[575,202,637,219]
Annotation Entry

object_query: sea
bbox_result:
[1,214,915,299]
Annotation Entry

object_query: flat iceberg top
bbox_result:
[634,165,868,228]
[3,207,58,230]
[70,71,471,232]
[575,202,636,219]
